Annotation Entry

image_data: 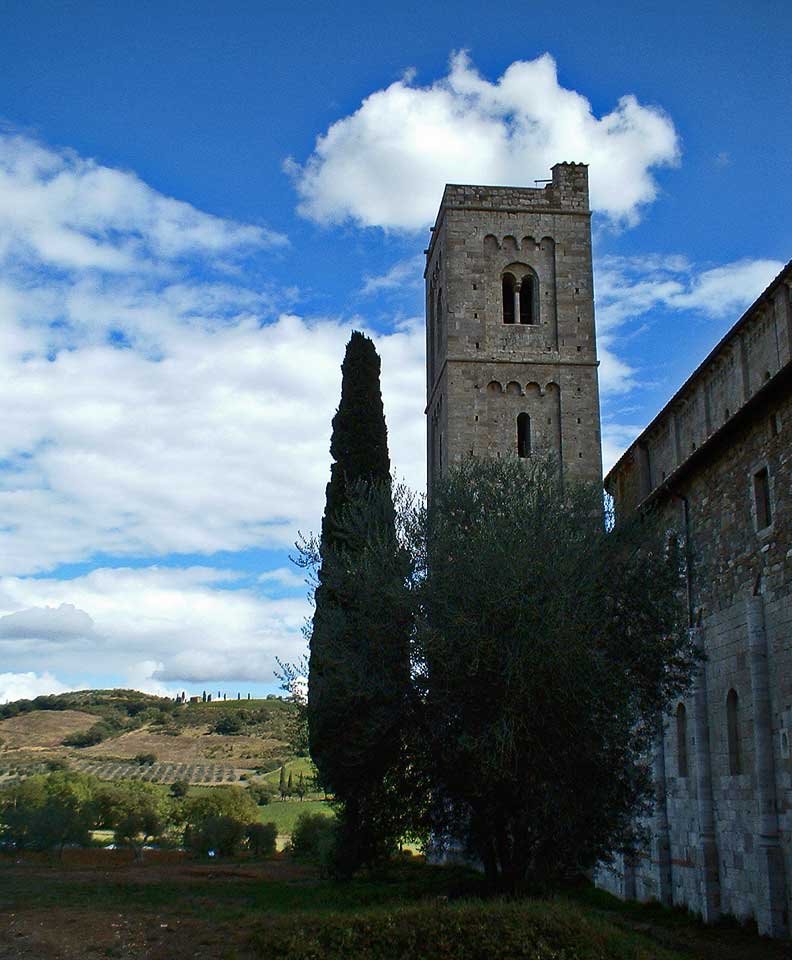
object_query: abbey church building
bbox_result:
[425,163,792,937]
[600,259,792,937]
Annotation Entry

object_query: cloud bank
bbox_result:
[0,134,426,578]
[0,566,309,691]
[289,52,680,230]
[0,671,69,704]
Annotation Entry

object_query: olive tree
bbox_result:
[414,457,698,891]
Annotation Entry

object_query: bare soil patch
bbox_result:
[0,711,97,752]
[0,852,315,960]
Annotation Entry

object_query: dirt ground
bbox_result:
[0,852,315,959]
[3,851,792,960]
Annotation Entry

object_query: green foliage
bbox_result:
[1,688,176,724]
[169,779,190,798]
[306,457,697,890]
[186,814,247,857]
[181,785,258,826]
[111,781,167,861]
[248,896,683,960]
[62,722,111,747]
[289,811,336,866]
[306,331,411,872]
[212,713,243,735]
[0,770,96,854]
[134,752,157,765]
[246,821,277,857]
[180,785,259,856]
[91,782,128,828]
[248,782,274,806]
[415,458,697,890]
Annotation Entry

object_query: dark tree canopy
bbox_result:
[307,331,410,871]
[303,455,698,889]
[320,330,392,557]
[415,458,697,891]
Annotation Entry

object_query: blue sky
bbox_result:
[0,0,789,701]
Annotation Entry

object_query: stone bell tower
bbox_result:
[424,163,603,490]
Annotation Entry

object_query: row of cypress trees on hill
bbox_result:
[307,331,411,872]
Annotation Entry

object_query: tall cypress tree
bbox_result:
[308,331,409,870]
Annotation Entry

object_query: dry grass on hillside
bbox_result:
[0,710,97,752]
[84,725,287,764]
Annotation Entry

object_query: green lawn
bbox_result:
[259,797,334,835]
[259,756,316,786]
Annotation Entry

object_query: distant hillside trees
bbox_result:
[0,771,276,861]
[0,771,95,856]
[110,781,166,862]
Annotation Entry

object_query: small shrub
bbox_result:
[134,753,156,766]
[290,812,336,865]
[213,714,242,735]
[246,821,277,857]
[248,783,275,806]
[62,724,108,748]
[169,779,189,798]
[186,814,247,857]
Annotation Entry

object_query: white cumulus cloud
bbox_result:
[289,51,680,230]
[0,133,427,577]
[0,671,69,704]
[0,567,310,688]
[0,602,94,640]
[0,132,285,273]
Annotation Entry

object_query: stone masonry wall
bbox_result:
[604,264,792,936]
[425,164,602,488]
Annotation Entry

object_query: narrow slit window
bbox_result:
[519,277,534,324]
[727,689,742,775]
[676,703,688,778]
[753,467,772,529]
[502,274,516,324]
[428,285,436,379]
[517,413,531,458]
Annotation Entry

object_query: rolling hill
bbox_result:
[0,689,306,786]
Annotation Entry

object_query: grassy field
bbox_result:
[259,797,334,834]
[259,756,316,786]
[1,853,789,960]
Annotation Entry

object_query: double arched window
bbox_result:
[502,269,537,325]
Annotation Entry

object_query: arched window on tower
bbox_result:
[502,274,516,324]
[517,413,531,458]
[519,276,535,324]
[676,703,688,778]
[727,689,742,775]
